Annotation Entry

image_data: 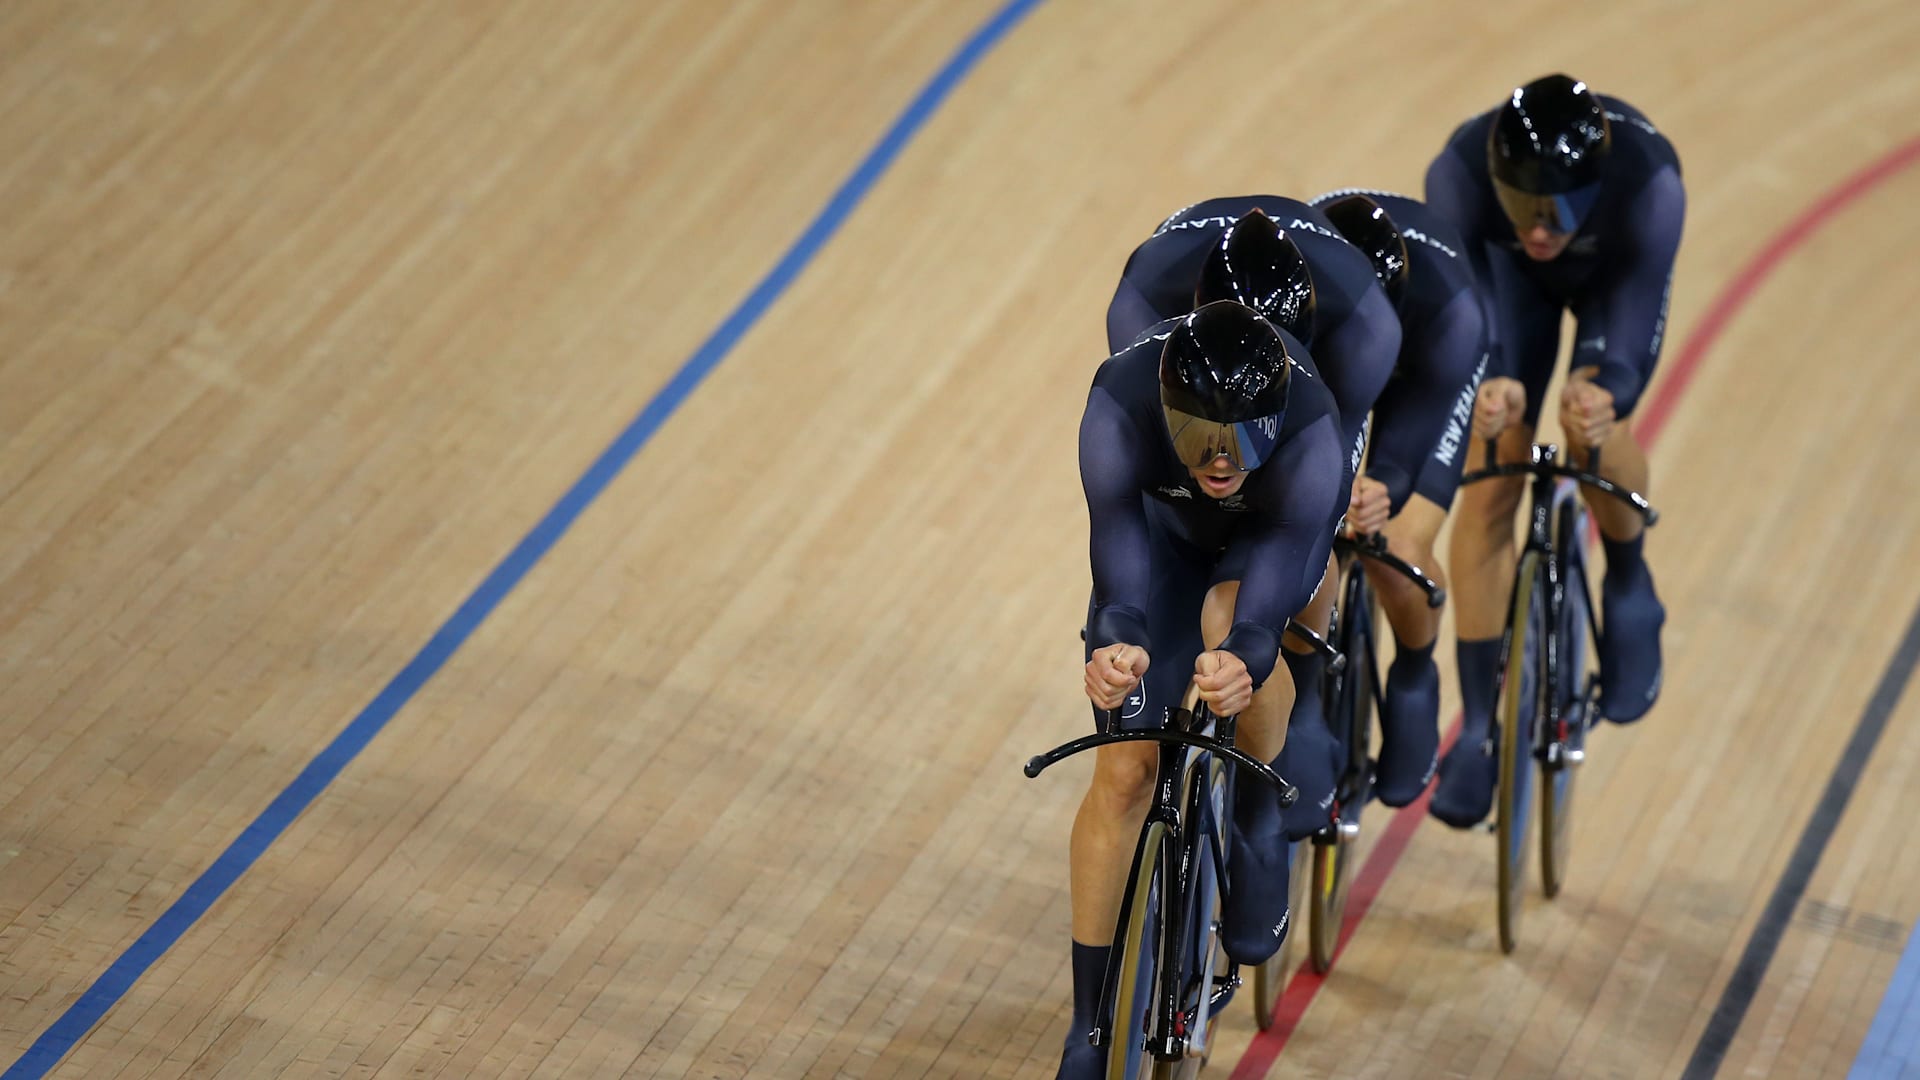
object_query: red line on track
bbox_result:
[1229,133,1920,1080]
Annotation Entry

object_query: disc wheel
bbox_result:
[1541,495,1593,899]
[1495,552,1545,954]
[1160,758,1230,1078]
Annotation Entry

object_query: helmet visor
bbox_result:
[1493,178,1602,235]
[1163,406,1282,471]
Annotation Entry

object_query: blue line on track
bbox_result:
[2,1,1047,1073]
[1682,596,1920,1079]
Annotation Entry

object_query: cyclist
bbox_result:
[1060,300,1346,1079]
[1300,189,1489,807]
[1424,73,1684,827]
[1108,200,1403,829]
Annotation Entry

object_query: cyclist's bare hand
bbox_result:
[1086,644,1150,710]
[1473,377,1527,441]
[1193,650,1253,717]
[1560,366,1616,449]
[1346,475,1391,537]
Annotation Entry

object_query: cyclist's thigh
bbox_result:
[1206,529,1335,642]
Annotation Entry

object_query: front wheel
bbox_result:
[1495,552,1546,954]
[1161,759,1230,1079]
[1107,821,1170,1080]
[1310,572,1374,972]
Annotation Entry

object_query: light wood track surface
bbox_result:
[3,1,1918,1076]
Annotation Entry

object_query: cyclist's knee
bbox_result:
[1371,555,1433,615]
[1201,580,1238,650]
[1458,476,1524,529]
[1089,746,1157,812]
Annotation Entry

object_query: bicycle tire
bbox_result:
[1108,820,1171,1080]
[1496,551,1545,954]
[1308,565,1375,972]
[1251,839,1311,1029]
[1541,494,1594,898]
[1160,755,1230,1080]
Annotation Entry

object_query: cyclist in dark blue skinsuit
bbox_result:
[1306,190,1489,808]
[1059,301,1345,1080]
[1107,198,1402,836]
[1424,74,1684,827]
[1109,195,1401,470]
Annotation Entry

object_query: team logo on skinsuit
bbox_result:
[1400,226,1458,260]
[1433,353,1489,468]
[1122,684,1147,721]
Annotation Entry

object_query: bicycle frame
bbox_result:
[1319,534,1445,831]
[1464,441,1652,763]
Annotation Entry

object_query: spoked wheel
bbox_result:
[1495,552,1546,954]
[1310,561,1375,972]
[1107,821,1170,1080]
[1541,495,1595,899]
[1251,839,1312,1029]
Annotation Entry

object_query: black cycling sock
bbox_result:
[1067,940,1110,1041]
[1282,647,1326,730]
[1601,530,1647,587]
[1392,636,1436,673]
[1456,636,1502,737]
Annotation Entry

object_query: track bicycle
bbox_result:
[1030,623,1341,1077]
[1457,438,1657,952]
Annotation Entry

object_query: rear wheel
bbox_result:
[1107,822,1170,1080]
[1307,830,1354,973]
[1495,552,1545,954]
[1541,494,1594,898]
[1250,839,1311,1029]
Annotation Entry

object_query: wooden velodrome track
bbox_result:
[5,1,1920,1076]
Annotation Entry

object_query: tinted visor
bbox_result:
[1163,405,1282,471]
[1493,177,1602,235]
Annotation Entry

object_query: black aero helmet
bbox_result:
[1159,300,1292,472]
[1320,194,1409,309]
[1194,208,1315,345]
[1488,73,1612,235]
